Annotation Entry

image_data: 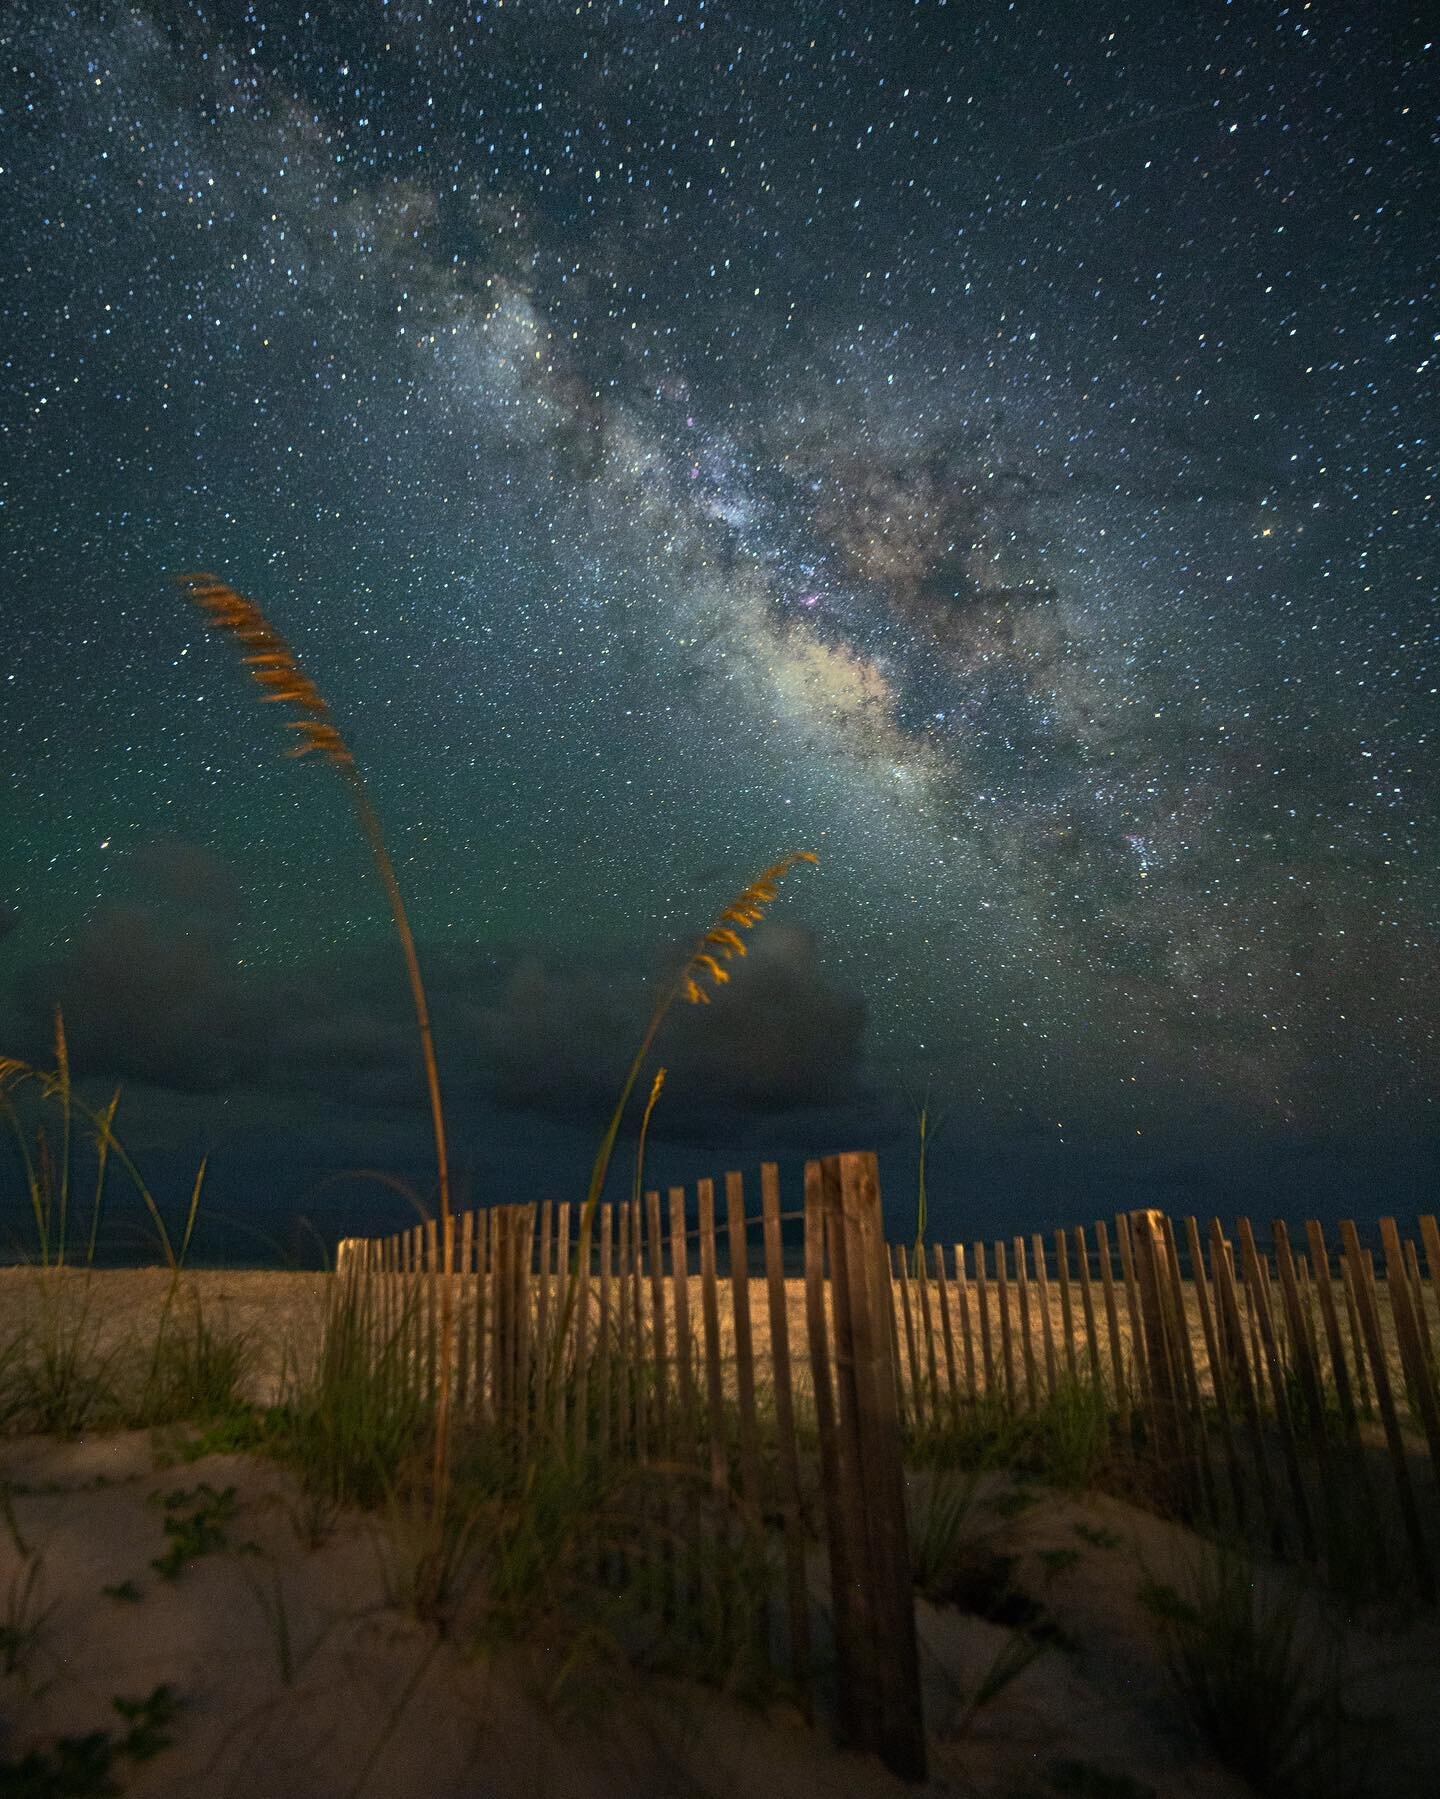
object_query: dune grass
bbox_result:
[1139,1542,1382,1799]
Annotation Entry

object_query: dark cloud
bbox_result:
[10,845,869,1133]
[459,923,867,1135]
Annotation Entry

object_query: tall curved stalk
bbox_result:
[173,572,456,1499]
[546,852,818,1399]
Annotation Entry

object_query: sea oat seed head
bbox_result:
[173,572,354,768]
[681,850,818,1002]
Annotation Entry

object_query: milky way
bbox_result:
[1,1,1436,1218]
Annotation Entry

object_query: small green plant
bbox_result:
[109,1686,178,1762]
[944,1628,1050,1740]
[0,1685,177,1796]
[100,1581,141,1605]
[1141,1545,1376,1798]
[241,1564,336,1689]
[1072,1520,1121,1549]
[149,1483,238,1580]
[1035,1546,1083,1584]
[990,1485,1038,1520]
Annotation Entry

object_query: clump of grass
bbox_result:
[271,1267,430,1516]
[458,1440,612,1652]
[906,1467,988,1601]
[3,1285,121,1439]
[1026,1372,1113,1492]
[908,1390,1030,1472]
[1140,1544,1377,1798]
[128,1297,254,1430]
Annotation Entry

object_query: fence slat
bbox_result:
[761,1162,812,1712]
[955,1244,977,1402]
[726,1172,764,1526]
[1160,1211,1217,1523]
[697,1178,727,1499]
[1380,1217,1440,1496]
[668,1187,696,1456]
[1303,1220,1362,1452]
[1421,1216,1440,1351]
[1405,1238,1435,1367]
[646,1189,670,1452]
[554,1201,571,1439]
[974,1242,995,1398]
[1186,1213,1246,1528]
[1114,1214,1148,1414]
[824,1155,926,1781]
[894,1245,926,1428]
[933,1242,961,1427]
[1206,1218,1281,1546]
[536,1201,553,1404]
[1032,1232,1058,1396]
[1015,1235,1038,1409]
[1238,1219,1314,1562]
[1049,1230,1072,1382]
[803,1162,857,1749]
[1273,1220,1335,1496]
[597,1202,614,1465]
[1089,1224,1120,1419]
[1341,1222,1434,1600]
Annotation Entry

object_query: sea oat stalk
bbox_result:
[547,852,819,1399]
[173,572,457,1498]
[631,1067,666,1218]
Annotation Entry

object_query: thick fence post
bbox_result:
[813,1152,926,1782]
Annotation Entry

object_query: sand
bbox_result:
[2,1268,1437,1797]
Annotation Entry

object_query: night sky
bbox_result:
[1,1,1436,1261]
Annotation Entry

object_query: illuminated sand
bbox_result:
[1,1269,1437,1797]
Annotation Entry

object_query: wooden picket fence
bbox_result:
[334,1177,1440,1784]
[336,1151,927,1782]
[885,1210,1440,1600]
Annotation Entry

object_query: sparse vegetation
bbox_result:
[0,1685,177,1797]
[1140,1544,1379,1798]
[148,1482,240,1580]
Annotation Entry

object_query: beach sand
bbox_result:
[1,1268,1436,1797]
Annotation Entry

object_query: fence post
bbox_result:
[1128,1210,1187,1496]
[816,1152,926,1782]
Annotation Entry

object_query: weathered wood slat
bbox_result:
[1033,1231,1058,1396]
[932,1242,961,1426]
[954,1243,978,1402]
[1380,1217,1440,1496]
[1015,1235,1038,1409]
[1342,1222,1434,1600]
[761,1162,811,1711]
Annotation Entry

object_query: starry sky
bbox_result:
[1,1,1436,1262]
